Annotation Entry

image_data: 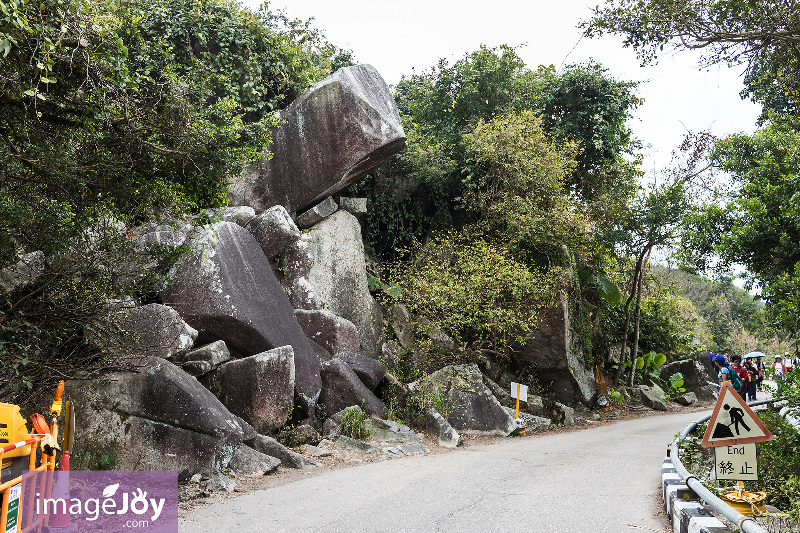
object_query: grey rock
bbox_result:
[182,340,232,369]
[182,360,212,377]
[334,436,379,454]
[501,407,552,431]
[319,359,387,419]
[0,251,45,295]
[233,415,257,442]
[296,197,339,229]
[206,472,236,493]
[227,445,281,477]
[162,222,322,411]
[213,346,295,433]
[364,418,419,444]
[248,435,310,468]
[335,351,387,391]
[418,364,515,437]
[109,304,198,360]
[300,444,332,457]
[337,197,367,217]
[660,359,716,401]
[514,290,596,405]
[639,387,669,411]
[294,309,360,357]
[69,357,246,474]
[230,64,406,213]
[673,392,698,406]
[426,409,462,448]
[245,205,301,258]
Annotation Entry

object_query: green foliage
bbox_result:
[339,407,370,440]
[680,116,800,340]
[387,233,561,361]
[754,410,800,520]
[354,46,641,261]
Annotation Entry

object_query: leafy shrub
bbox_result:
[386,233,561,367]
[340,407,370,440]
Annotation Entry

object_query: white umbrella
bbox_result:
[743,351,767,359]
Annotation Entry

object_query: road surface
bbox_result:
[180,409,709,533]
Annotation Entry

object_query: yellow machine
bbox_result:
[0,381,68,533]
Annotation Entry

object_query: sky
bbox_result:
[260,0,763,177]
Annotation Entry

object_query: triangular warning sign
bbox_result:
[702,381,774,448]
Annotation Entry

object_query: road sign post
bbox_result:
[701,381,773,515]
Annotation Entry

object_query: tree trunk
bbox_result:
[628,248,650,387]
[613,248,648,385]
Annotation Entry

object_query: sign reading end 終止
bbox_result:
[714,443,758,481]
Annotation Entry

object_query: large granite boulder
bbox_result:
[70,357,246,474]
[295,210,383,358]
[247,434,312,469]
[319,358,387,419]
[659,359,716,401]
[416,364,515,437]
[294,309,360,357]
[230,64,406,213]
[245,205,300,259]
[212,346,295,433]
[107,303,198,360]
[515,292,596,405]
[162,222,321,411]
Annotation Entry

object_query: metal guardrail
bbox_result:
[669,398,784,533]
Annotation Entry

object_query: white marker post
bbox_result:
[510,382,528,435]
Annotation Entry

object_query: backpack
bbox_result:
[728,368,744,391]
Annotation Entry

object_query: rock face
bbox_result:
[301,210,383,358]
[230,64,406,213]
[319,359,387,419]
[111,303,198,360]
[515,293,595,405]
[212,346,295,433]
[70,357,246,474]
[418,364,515,437]
[660,359,716,401]
[162,222,321,411]
[294,309,360,357]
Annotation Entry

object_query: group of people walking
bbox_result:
[709,351,796,402]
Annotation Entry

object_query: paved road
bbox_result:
[180,410,708,533]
